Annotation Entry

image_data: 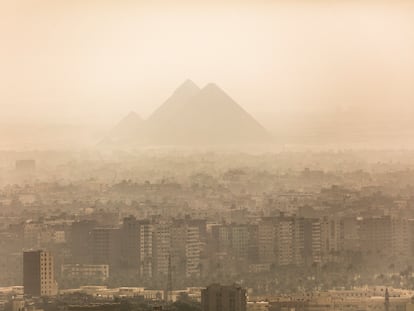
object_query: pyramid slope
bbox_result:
[104,80,272,146]
[190,84,270,144]
[146,82,271,145]
[113,111,143,135]
[102,111,146,145]
[147,79,200,124]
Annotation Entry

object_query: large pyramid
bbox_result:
[105,80,271,146]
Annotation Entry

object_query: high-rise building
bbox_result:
[274,215,306,266]
[230,225,249,259]
[257,217,276,264]
[391,218,410,265]
[319,217,344,263]
[139,221,153,279]
[186,226,201,277]
[201,284,247,311]
[211,225,231,254]
[91,227,121,270]
[303,218,319,265]
[121,216,140,270]
[211,224,249,259]
[170,220,202,280]
[247,224,259,263]
[258,215,306,266]
[71,220,96,264]
[342,217,360,252]
[23,250,57,297]
[170,224,187,280]
[152,221,171,279]
[359,216,392,259]
[311,219,322,264]
[277,217,294,266]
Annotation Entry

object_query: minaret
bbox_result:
[385,288,390,311]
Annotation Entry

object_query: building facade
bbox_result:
[201,284,247,311]
[23,250,57,297]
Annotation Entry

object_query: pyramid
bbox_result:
[106,80,271,146]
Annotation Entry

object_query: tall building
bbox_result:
[152,221,171,279]
[186,225,201,277]
[274,215,306,266]
[311,219,322,264]
[319,217,344,263]
[247,224,259,263]
[211,225,231,254]
[359,216,392,259]
[258,215,306,266]
[170,220,203,280]
[257,217,276,264]
[91,227,121,270]
[170,223,187,280]
[276,217,295,266]
[121,216,140,270]
[211,224,249,259]
[230,225,249,259]
[139,221,153,279]
[201,284,247,311]
[23,250,57,297]
[303,218,320,265]
[342,217,360,252]
[71,220,96,264]
[391,218,410,266]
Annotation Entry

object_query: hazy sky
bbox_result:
[1,0,414,129]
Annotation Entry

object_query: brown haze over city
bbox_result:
[1,0,414,149]
[5,2,414,304]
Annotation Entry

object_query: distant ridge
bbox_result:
[103,80,271,146]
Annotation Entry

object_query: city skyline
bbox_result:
[2,1,414,310]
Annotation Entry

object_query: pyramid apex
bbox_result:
[201,82,226,93]
[175,79,200,92]
[124,111,142,121]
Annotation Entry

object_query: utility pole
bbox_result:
[385,288,390,311]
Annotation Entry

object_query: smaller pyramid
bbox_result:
[103,111,145,144]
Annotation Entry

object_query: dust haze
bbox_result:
[3,1,414,311]
[1,0,414,149]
